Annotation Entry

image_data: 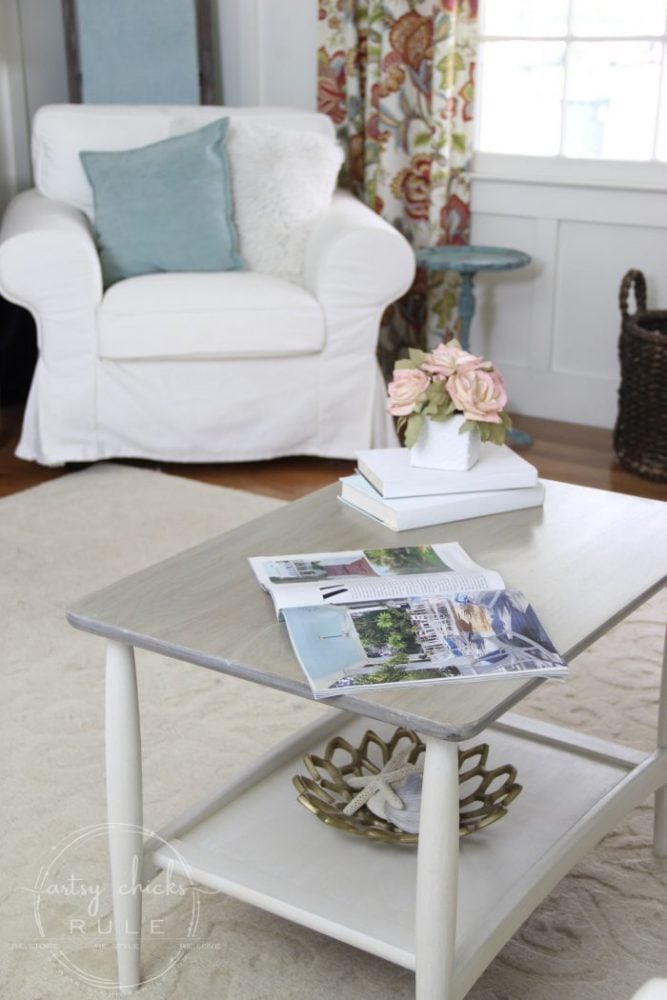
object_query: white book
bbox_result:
[339,473,545,532]
[356,444,538,498]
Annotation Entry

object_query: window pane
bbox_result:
[564,41,662,159]
[477,42,565,155]
[482,0,568,38]
[571,0,666,37]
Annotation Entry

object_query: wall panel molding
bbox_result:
[471,177,667,429]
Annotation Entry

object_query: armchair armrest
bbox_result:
[303,190,415,308]
[0,189,103,314]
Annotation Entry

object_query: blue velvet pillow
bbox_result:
[80,118,244,287]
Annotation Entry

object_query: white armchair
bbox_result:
[0,104,414,466]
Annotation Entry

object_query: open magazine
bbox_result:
[249,544,567,700]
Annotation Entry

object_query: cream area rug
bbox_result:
[0,464,665,1000]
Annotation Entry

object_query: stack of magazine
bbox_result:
[339,444,544,531]
[249,543,567,700]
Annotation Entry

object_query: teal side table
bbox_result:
[415,245,531,353]
[415,244,533,445]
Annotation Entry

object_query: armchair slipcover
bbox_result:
[0,104,415,465]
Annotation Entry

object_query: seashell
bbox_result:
[368,772,423,834]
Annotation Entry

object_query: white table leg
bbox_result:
[653,624,667,857]
[415,736,459,1000]
[105,640,143,990]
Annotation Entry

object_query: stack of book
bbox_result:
[339,444,544,531]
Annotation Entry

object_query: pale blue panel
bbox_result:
[76,0,200,104]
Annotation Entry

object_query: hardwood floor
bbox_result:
[0,403,665,502]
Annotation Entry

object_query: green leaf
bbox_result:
[423,401,442,418]
[477,421,507,446]
[407,348,427,365]
[394,358,419,370]
[427,380,447,403]
[404,413,424,449]
[452,132,467,155]
[413,131,433,147]
[435,54,451,77]
[419,381,446,418]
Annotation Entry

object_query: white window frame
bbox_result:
[473,1,667,191]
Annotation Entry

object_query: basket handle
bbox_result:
[619,269,647,318]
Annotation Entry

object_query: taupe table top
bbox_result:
[67,480,667,740]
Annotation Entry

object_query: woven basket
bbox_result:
[613,270,667,482]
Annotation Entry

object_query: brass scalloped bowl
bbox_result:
[293,727,522,845]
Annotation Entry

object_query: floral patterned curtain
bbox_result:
[318,0,478,376]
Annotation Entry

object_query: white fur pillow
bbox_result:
[227,121,344,285]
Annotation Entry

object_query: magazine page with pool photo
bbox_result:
[248,545,568,699]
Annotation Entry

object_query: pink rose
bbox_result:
[446,368,508,423]
[421,341,486,380]
[387,368,430,416]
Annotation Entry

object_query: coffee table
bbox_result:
[67,479,667,999]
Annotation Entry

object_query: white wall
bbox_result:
[19,0,68,118]
[0,0,68,211]
[469,176,667,429]
[0,0,32,206]
[218,0,317,108]
[2,0,665,429]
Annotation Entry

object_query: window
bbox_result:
[475,0,667,173]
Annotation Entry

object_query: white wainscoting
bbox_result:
[469,176,667,429]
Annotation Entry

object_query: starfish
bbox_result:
[343,746,424,817]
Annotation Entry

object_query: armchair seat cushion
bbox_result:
[97,272,325,361]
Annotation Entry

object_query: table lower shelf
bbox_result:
[151,712,666,999]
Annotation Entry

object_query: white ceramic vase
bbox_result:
[410,414,481,471]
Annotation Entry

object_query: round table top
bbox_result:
[415,244,532,273]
